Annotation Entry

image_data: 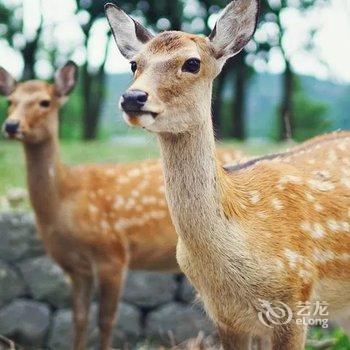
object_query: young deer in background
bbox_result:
[0,63,242,350]
[106,1,350,349]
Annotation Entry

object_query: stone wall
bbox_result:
[0,212,214,349]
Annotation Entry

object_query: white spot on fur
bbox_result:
[105,169,116,176]
[276,259,284,270]
[128,168,141,177]
[341,222,350,232]
[301,221,325,238]
[89,204,98,214]
[131,190,140,198]
[272,198,284,210]
[327,150,337,163]
[278,175,302,190]
[307,179,335,192]
[125,198,136,210]
[249,191,260,204]
[100,220,109,231]
[327,219,340,232]
[313,249,335,263]
[299,269,312,282]
[312,223,325,238]
[118,177,129,184]
[113,196,125,209]
[341,178,350,188]
[142,196,158,205]
[306,193,315,202]
[314,203,324,212]
[284,249,300,269]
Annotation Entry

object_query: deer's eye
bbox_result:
[182,58,201,74]
[130,61,137,73]
[40,100,51,108]
[7,100,12,107]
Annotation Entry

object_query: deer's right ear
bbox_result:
[0,67,17,96]
[105,3,153,60]
[54,61,78,97]
[209,0,259,61]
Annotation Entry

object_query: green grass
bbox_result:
[0,137,284,195]
[0,138,160,194]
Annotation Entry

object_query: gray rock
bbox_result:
[178,277,197,304]
[0,212,44,262]
[19,256,71,308]
[112,302,142,347]
[0,299,50,347]
[123,271,177,308]
[0,260,26,308]
[48,304,99,350]
[145,302,214,345]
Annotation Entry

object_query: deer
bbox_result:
[0,63,243,350]
[106,1,350,349]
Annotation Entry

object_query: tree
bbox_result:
[257,0,329,141]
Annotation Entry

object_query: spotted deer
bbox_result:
[0,63,242,350]
[106,1,350,349]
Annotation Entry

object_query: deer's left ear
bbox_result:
[0,67,17,96]
[54,61,78,97]
[209,0,259,61]
[105,3,153,60]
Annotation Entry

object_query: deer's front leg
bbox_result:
[71,273,93,350]
[97,259,126,350]
[218,326,252,350]
[272,323,307,350]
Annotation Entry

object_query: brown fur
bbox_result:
[1,78,242,350]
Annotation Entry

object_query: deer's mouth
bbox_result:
[126,111,158,119]
[5,131,24,140]
[122,111,159,129]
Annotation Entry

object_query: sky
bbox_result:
[0,0,350,83]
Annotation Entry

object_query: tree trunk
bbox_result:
[21,15,43,80]
[231,53,246,140]
[212,57,235,139]
[280,60,294,140]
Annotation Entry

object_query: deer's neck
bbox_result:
[158,119,225,246]
[24,136,63,224]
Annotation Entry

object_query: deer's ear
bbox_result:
[105,3,153,60]
[54,61,78,97]
[0,67,17,96]
[209,0,259,61]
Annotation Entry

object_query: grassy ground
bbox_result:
[0,137,283,195]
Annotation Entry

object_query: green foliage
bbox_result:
[270,79,332,142]
[0,98,7,127]
[60,82,84,140]
[306,326,350,350]
[292,87,332,142]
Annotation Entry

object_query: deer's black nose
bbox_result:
[5,120,19,134]
[121,90,148,112]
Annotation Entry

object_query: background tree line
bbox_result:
[0,0,333,141]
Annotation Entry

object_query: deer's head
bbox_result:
[106,0,259,134]
[0,62,78,143]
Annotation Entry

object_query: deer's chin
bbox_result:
[123,112,157,129]
[4,131,24,141]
